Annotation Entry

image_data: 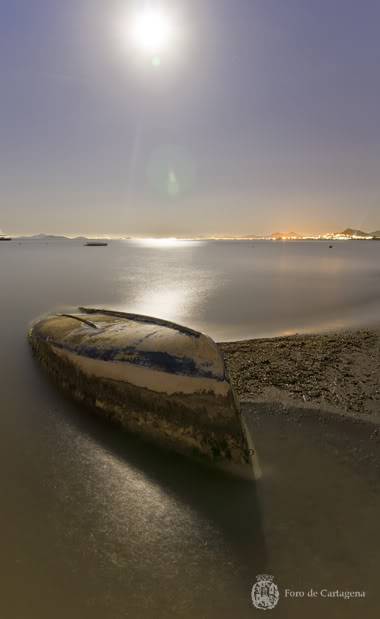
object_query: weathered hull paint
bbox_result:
[28,308,251,475]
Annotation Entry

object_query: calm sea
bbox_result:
[1,239,379,618]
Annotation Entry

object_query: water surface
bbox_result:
[3,239,380,340]
[1,239,379,618]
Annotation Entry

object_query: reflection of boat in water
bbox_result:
[29,307,251,475]
[0,235,12,241]
[85,241,108,246]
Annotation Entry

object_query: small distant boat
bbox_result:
[28,307,251,475]
[0,235,12,241]
[84,241,108,247]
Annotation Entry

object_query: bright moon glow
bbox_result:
[130,8,174,54]
[135,238,191,248]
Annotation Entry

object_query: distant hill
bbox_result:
[339,228,369,237]
[14,234,72,241]
[13,234,119,241]
[338,228,380,238]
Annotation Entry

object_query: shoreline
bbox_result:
[220,328,380,420]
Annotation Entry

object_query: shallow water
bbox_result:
[3,239,380,341]
[1,239,379,618]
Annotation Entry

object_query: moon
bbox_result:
[130,8,174,55]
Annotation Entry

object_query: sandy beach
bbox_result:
[220,330,380,617]
[221,329,380,418]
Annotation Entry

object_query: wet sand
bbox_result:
[220,330,380,617]
[241,402,380,617]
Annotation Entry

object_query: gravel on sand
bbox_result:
[220,330,380,417]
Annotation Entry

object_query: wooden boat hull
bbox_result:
[29,308,251,474]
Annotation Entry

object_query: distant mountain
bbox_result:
[371,230,380,237]
[13,234,120,241]
[15,234,72,241]
[339,228,369,237]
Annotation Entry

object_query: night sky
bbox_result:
[1,0,379,236]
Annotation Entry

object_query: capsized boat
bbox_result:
[28,308,252,474]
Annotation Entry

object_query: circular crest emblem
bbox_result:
[251,574,280,611]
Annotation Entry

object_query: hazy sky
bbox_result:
[1,0,379,236]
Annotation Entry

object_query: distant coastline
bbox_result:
[6,227,380,242]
